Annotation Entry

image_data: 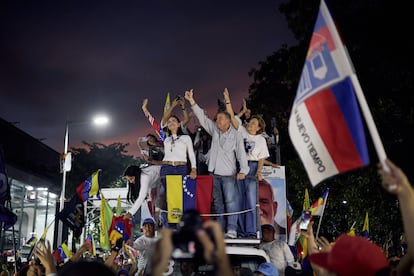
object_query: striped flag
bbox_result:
[310,188,329,216]
[143,109,167,141]
[85,233,96,256]
[59,242,72,260]
[166,175,213,223]
[288,0,370,186]
[76,169,102,202]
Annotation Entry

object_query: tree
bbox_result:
[246,0,413,244]
[65,141,136,199]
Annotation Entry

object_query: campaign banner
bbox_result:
[261,166,287,240]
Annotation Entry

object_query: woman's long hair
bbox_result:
[165,115,184,136]
[123,165,141,203]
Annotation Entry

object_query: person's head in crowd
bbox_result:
[57,260,116,276]
[146,134,158,146]
[141,217,156,237]
[179,261,195,276]
[255,262,279,276]
[308,234,390,276]
[233,265,254,276]
[214,111,232,132]
[123,165,141,203]
[245,108,251,120]
[165,115,184,136]
[117,269,129,276]
[258,180,278,226]
[261,224,276,243]
[247,115,266,135]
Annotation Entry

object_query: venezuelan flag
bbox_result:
[166,175,214,223]
[167,175,183,223]
[76,169,101,202]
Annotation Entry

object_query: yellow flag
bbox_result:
[363,212,369,232]
[100,193,114,250]
[163,92,171,116]
[116,194,122,216]
[166,175,183,223]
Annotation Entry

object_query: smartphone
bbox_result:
[300,210,312,231]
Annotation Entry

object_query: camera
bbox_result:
[175,95,183,101]
[171,209,213,261]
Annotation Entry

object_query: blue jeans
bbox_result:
[238,161,258,237]
[159,165,188,228]
[211,174,240,233]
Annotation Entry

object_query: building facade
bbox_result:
[0,117,61,252]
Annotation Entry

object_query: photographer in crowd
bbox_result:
[148,219,232,276]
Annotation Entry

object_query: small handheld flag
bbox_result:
[76,169,102,202]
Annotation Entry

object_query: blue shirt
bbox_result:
[192,104,249,176]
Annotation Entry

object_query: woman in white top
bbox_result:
[159,114,197,228]
[224,88,270,238]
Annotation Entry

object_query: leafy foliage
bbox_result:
[65,142,136,199]
[246,0,413,245]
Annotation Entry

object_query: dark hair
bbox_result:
[146,134,158,145]
[250,115,266,134]
[123,165,141,203]
[165,115,184,136]
[214,111,231,120]
[57,260,116,276]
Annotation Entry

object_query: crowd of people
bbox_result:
[4,89,413,275]
[123,89,281,239]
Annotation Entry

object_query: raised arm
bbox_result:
[378,159,414,256]
[161,97,179,126]
[223,88,240,130]
[179,99,190,127]
[237,98,248,118]
[185,89,215,135]
[142,98,166,141]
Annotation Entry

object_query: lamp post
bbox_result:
[56,115,109,246]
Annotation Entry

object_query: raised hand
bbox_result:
[142,98,149,113]
[184,89,195,105]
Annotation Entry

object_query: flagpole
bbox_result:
[315,190,329,238]
[320,0,388,170]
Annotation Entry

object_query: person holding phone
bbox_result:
[260,224,294,276]
[299,210,312,231]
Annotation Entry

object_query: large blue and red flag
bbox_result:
[288,0,370,186]
[76,169,102,201]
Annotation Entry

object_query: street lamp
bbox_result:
[56,115,109,246]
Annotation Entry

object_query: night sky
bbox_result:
[0,0,296,157]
